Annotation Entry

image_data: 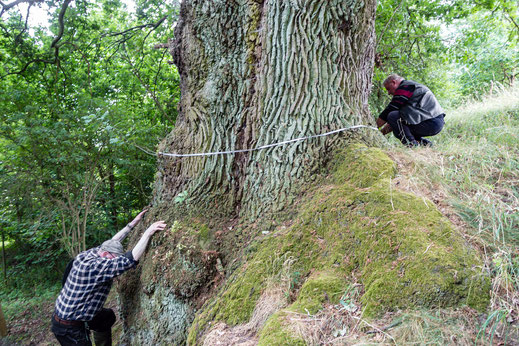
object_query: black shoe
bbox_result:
[405,140,419,148]
[419,138,433,147]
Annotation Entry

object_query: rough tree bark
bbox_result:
[154,0,379,219]
[119,1,379,344]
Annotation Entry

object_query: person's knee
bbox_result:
[88,308,116,332]
[386,111,400,124]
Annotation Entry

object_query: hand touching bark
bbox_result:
[128,209,148,228]
[132,221,167,260]
[145,221,167,236]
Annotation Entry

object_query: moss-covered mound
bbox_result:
[187,143,490,344]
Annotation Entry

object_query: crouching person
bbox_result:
[51,209,166,346]
[376,74,445,147]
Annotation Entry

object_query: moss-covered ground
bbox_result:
[187,143,491,344]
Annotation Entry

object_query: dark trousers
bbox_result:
[386,111,445,145]
[51,308,116,346]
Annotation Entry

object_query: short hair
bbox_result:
[383,74,404,86]
[99,239,124,256]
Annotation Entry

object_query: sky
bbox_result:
[16,0,137,31]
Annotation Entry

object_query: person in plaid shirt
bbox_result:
[51,209,166,346]
[376,74,445,147]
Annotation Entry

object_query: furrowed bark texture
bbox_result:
[155,0,378,218]
[119,1,378,344]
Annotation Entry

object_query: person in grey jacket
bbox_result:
[376,74,445,147]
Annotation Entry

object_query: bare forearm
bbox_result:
[132,231,152,261]
[112,209,148,242]
[131,220,166,261]
[112,225,133,242]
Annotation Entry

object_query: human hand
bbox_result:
[129,209,148,228]
[146,221,167,236]
[381,124,392,135]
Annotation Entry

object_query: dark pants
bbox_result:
[386,111,445,146]
[51,308,116,346]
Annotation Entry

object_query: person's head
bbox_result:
[98,239,124,259]
[383,74,404,95]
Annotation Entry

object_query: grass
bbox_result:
[384,87,519,344]
[0,282,61,345]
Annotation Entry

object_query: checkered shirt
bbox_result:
[55,246,137,321]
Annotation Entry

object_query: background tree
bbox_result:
[371,0,518,112]
[0,0,180,286]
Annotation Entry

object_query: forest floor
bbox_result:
[1,290,122,345]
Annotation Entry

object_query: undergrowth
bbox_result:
[385,87,519,344]
[0,240,67,343]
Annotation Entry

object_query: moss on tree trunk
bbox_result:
[117,1,489,345]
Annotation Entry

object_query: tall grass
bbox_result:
[386,87,519,344]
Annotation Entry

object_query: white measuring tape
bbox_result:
[158,124,379,158]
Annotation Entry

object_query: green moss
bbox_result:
[289,270,349,314]
[333,143,396,188]
[187,226,321,343]
[257,312,306,346]
[187,143,491,344]
[138,218,219,300]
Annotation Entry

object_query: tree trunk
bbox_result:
[0,304,6,337]
[155,0,379,219]
[108,160,118,230]
[119,1,378,344]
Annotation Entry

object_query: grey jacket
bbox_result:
[400,80,444,125]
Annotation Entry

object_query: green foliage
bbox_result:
[448,11,518,99]
[0,0,180,286]
[372,0,518,113]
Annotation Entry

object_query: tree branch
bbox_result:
[1,0,71,79]
[101,15,168,39]
[505,13,519,34]
[13,0,32,43]
[122,46,169,123]
[50,0,72,50]
[377,0,405,48]
[0,57,54,79]
[0,0,41,17]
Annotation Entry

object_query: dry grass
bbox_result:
[383,87,519,345]
[202,287,287,346]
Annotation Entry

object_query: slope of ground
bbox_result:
[190,88,519,345]
[2,88,517,345]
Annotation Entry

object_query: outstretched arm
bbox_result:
[112,209,148,242]
[132,221,167,261]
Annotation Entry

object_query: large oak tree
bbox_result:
[154,0,379,219]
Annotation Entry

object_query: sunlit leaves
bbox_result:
[0,0,180,258]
